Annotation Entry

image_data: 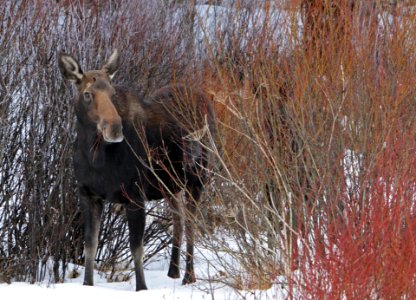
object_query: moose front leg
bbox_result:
[125,201,148,291]
[79,187,103,286]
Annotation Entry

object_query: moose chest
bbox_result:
[73,139,141,203]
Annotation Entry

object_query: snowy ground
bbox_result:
[0,247,286,300]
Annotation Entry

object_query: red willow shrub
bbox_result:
[295,126,416,299]
[196,2,416,295]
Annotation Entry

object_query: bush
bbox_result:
[1,1,416,298]
[0,0,196,283]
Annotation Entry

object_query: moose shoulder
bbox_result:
[58,50,215,291]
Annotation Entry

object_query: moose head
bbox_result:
[58,50,123,143]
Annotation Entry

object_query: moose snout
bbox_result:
[100,120,124,143]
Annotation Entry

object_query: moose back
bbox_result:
[58,50,215,291]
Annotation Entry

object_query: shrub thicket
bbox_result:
[1,1,416,298]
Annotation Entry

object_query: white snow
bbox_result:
[0,247,286,299]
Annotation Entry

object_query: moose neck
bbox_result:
[76,122,111,168]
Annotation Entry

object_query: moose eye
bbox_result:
[83,92,93,103]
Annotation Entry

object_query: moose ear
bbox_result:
[103,49,119,80]
[58,52,84,84]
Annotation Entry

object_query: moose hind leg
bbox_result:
[80,188,103,286]
[167,194,183,279]
[182,184,203,285]
[126,202,148,291]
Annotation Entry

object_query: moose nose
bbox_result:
[101,120,124,143]
[111,123,123,138]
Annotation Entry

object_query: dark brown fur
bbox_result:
[59,50,215,291]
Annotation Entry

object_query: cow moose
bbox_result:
[58,50,215,291]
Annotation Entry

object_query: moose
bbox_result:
[58,50,215,291]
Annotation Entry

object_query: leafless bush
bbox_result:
[2,1,416,297]
[0,0,199,283]
[187,1,416,296]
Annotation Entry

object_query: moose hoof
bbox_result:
[167,266,180,279]
[182,272,196,285]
